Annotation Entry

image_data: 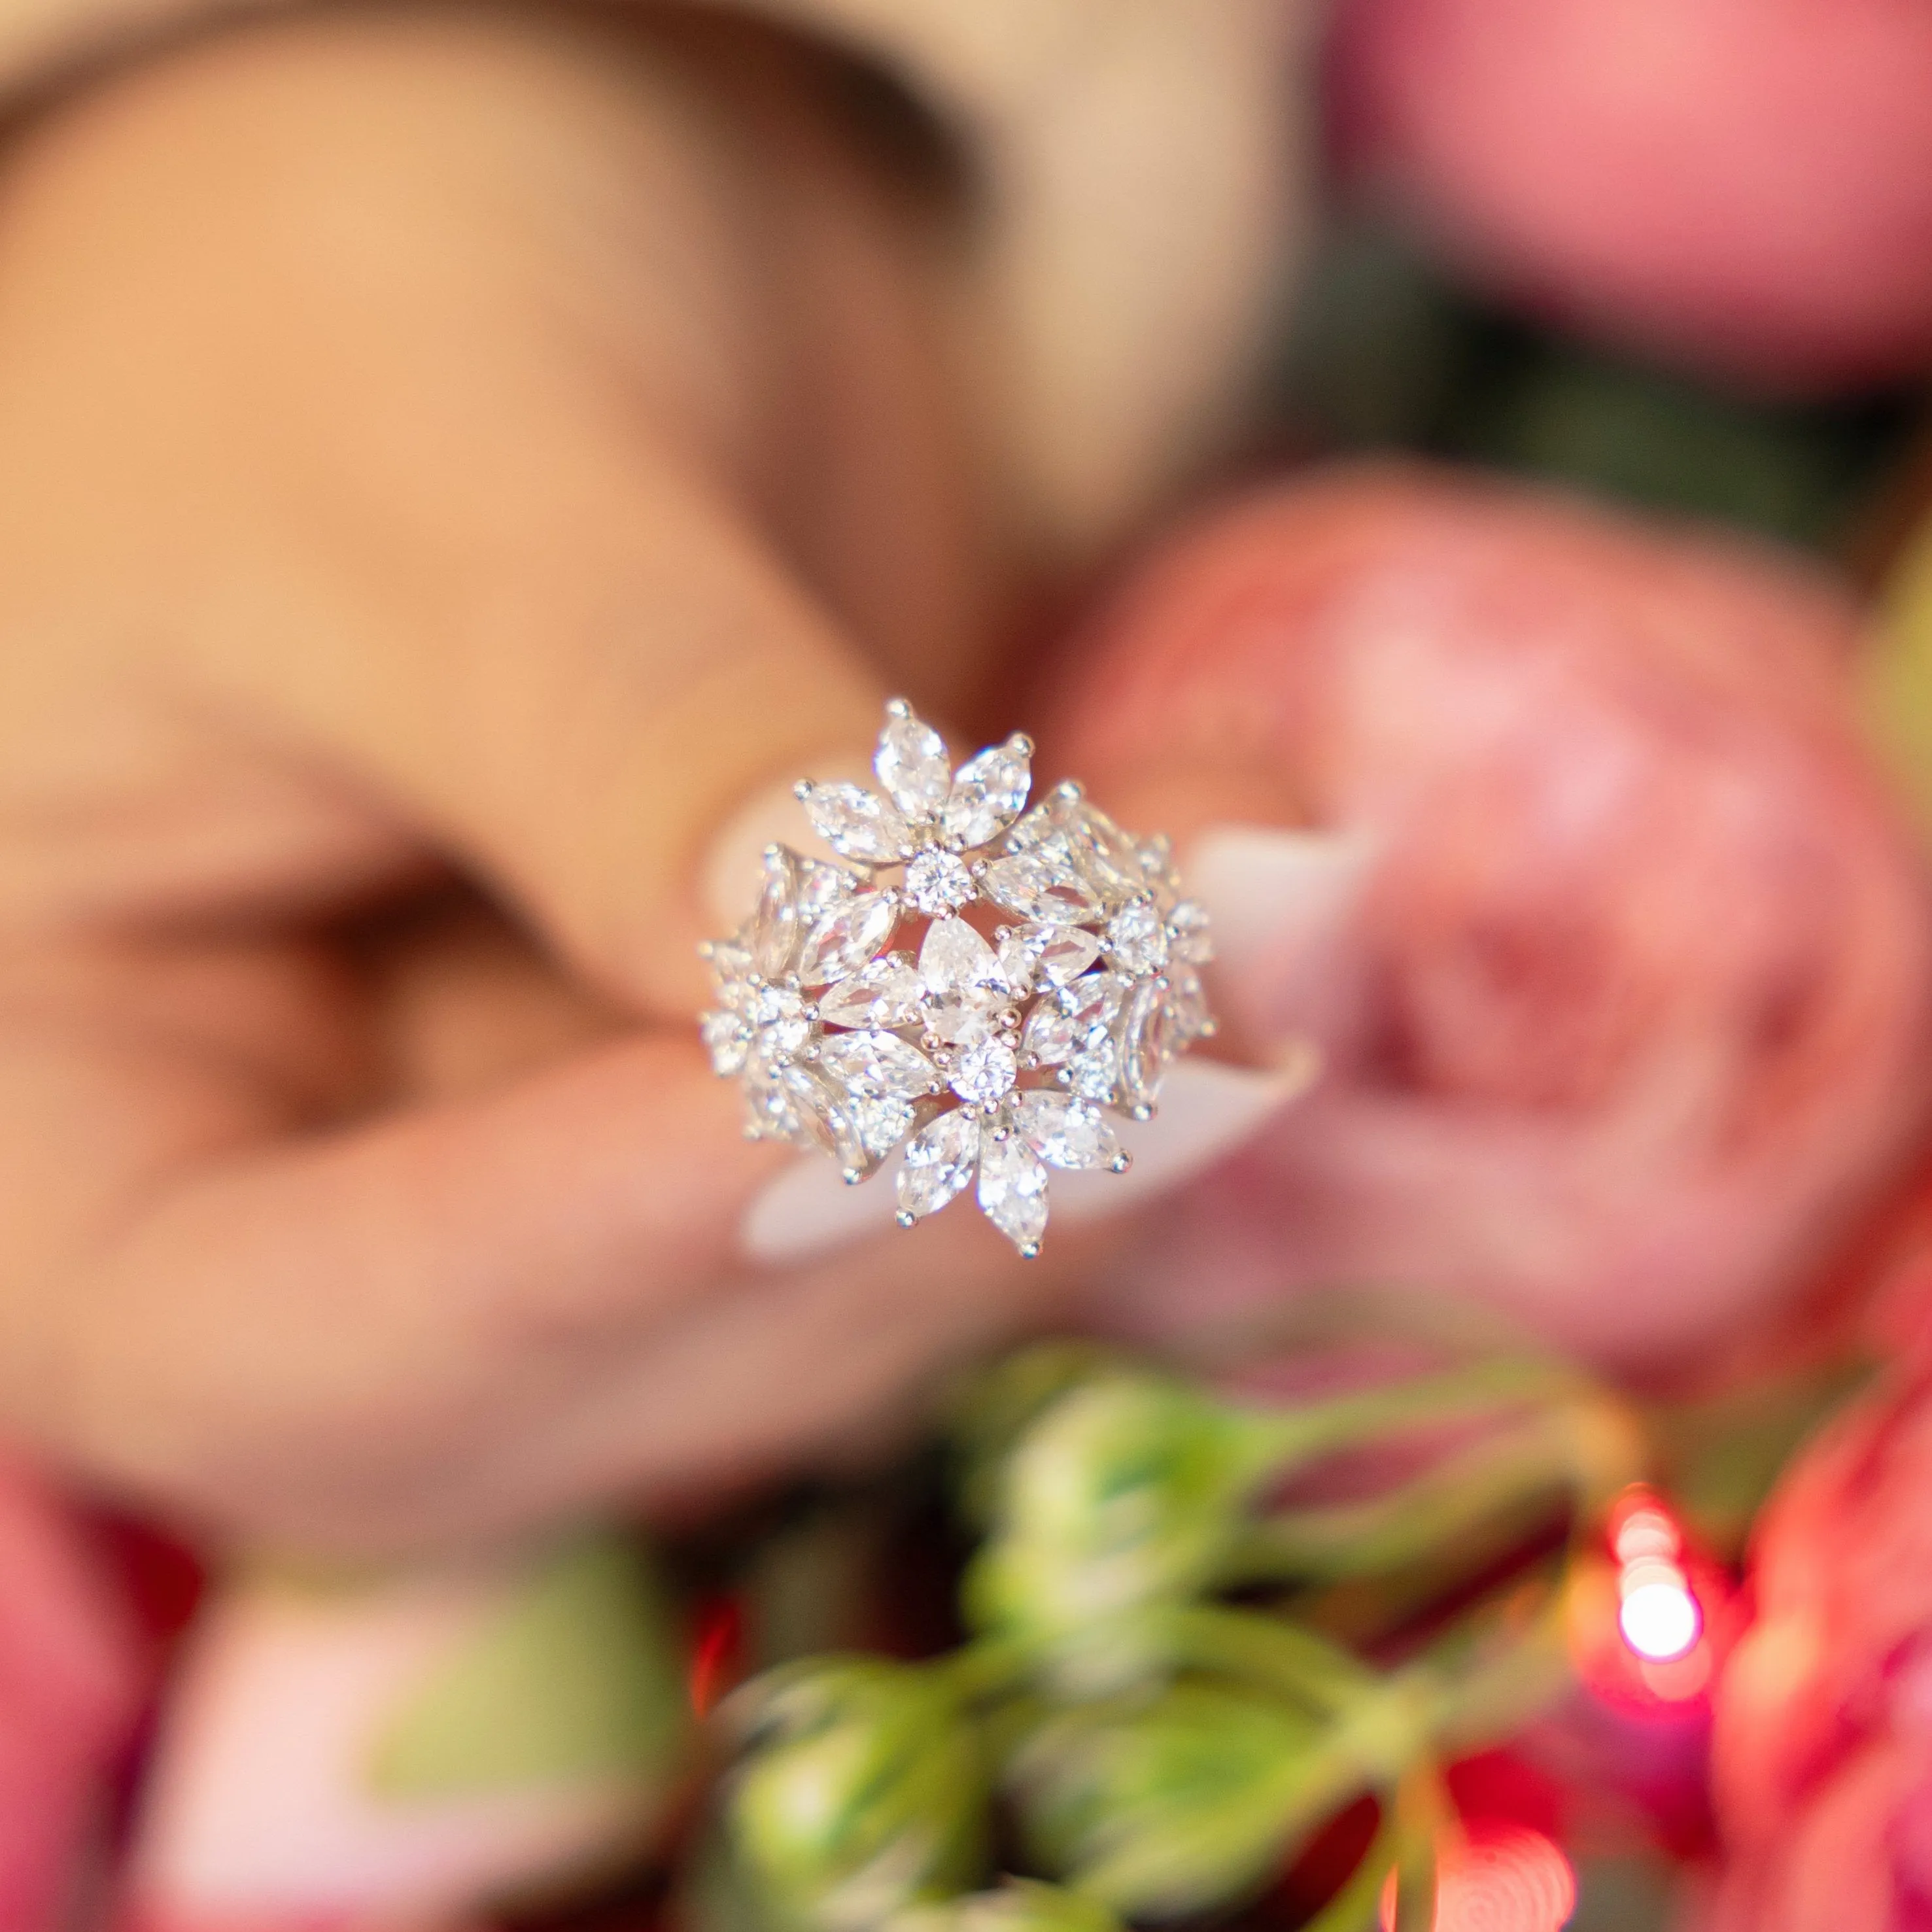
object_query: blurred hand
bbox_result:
[0,2,1081,1551]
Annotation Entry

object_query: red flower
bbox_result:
[1713,1364,1932,1929]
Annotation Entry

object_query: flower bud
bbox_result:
[723,1657,988,1931]
[892,1879,1123,1932]
[962,1370,1283,1688]
[1006,1679,1332,1920]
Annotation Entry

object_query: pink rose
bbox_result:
[1326,0,1932,391]
[0,1455,143,1931]
[1042,464,1932,1369]
[1712,1362,1932,1929]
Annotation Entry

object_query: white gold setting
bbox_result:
[700,702,1215,1256]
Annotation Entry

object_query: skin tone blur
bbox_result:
[0,3,1139,1551]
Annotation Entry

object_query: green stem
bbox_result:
[1156,1603,1381,1715]
[1233,1359,1592,1483]
[1230,1383,1644,1600]
[1223,1413,1578,1585]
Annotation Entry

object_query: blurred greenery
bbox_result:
[1273,216,1920,556]
[369,1532,690,1801]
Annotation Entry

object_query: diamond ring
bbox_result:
[699,702,1215,1256]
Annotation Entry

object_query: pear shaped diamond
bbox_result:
[919,917,1012,1046]
[976,1132,1049,1254]
[897,1109,980,1222]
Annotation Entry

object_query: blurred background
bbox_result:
[8,2,1932,1930]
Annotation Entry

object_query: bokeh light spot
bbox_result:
[1381,1823,1578,1929]
[1619,1579,1701,1663]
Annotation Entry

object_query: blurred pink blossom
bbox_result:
[1046,464,1932,1369]
[1327,0,1932,391]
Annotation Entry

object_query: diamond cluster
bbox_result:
[699,702,1215,1256]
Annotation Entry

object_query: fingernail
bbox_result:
[741,1156,902,1266]
[1050,1054,1318,1226]
[1184,822,1377,1028]
[742,1055,1318,1266]
[702,755,875,929]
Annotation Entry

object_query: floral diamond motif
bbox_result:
[699,701,1220,1253]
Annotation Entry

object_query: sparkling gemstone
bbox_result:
[816,955,924,1029]
[800,782,910,865]
[1060,970,1130,1041]
[998,922,1101,995]
[1066,1039,1120,1103]
[1007,793,1144,903]
[704,937,753,986]
[799,855,867,913]
[742,1062,804,1141]
[796,889,898,985]
[816,1029,939,1099]
[748,846,802,979]
[940,736,1031,848]
[1009,1092,1121,1170]
[898,1109,981,1222]
[1118,976,1172,1111]
[1138,835,1178,891]
[779,1062,869,1172]
[950,1037,1018,1108]
[1059,971,1130,1100]
[976,1132,1050,1253]
[904,847,976,918]
[981,844,1103,923]
[748,983,810,1060]
[700,1007,751,1077]
[1056,797,1149,903]
[919,917,1012,1045]
[874,710,953,821]
[1167,963,1213,1043]
[1020,999,1078,1066]
[1104,899,1169,975]
[1022,969,1125,1069]
[849,1092,917,1162]
[1168,899,1215,964]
